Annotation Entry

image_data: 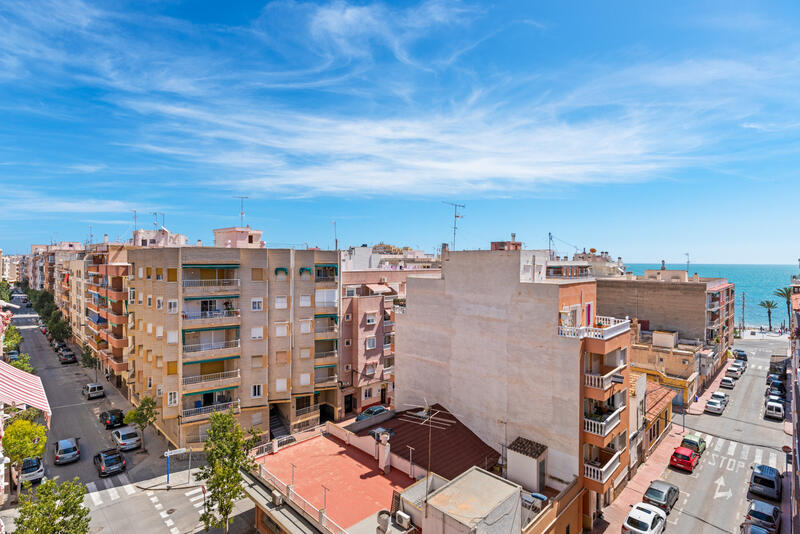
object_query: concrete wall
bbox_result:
[396,250,582,486]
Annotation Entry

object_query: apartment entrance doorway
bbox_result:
[380,385,387,405]
[344,394,353,414]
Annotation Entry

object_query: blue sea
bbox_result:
[625,264,798,329]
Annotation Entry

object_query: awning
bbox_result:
[315,263,339,273]
[183,385,239,397]
[183,355,241,365]
[182,325,240,334]
[0,360,52,427]
[184,295,240,301]
[181,264,239,269]
[314,364,337,368]
[274,267,289,276]
[314,313,338,319]
[298,267,313,275]
[366,284,391,294]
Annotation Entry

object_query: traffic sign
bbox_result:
[783,445,792,454]
[164,448,187,457]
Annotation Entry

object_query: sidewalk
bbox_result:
[687,358,732,415]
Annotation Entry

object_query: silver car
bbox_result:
[711,391,729,407]
[112,426,142,451]
[53,437,80,465]
[704,399,725,415]
[19,457,44,484]
[745,500,781,532]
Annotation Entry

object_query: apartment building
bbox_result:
[341,244,440,271]
[395,249,632,530]
[1,255,23,283]
[339,269,441,416]
[597,268,735,366]
[126,240,340,448]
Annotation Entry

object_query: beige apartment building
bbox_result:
[126,238,340,448]
[396,249,633,531]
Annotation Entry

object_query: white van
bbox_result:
[765,401,784,421]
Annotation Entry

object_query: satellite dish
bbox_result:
[589,248,597,253]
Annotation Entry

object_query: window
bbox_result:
[315,289,336,307]
[155,268,163,281]
[299,295,311,307]
[146,377,152,389]
[364,387,373,399]
[146,267,152,279]
[299,320,311,334]
[138,294,142,305]
[384,334,392,346]
[276,378,287,392]
[300,373,311,386]
[366,314,377,325]
[344,339,352,347]
[275,296,288,309]
[129,288,135,301]
[155,297,163,310]
[167,300,178,314]
[250,327,263,340]
[275,323,288,337]
[366,337,376,349]
[251,355,264,368]
[365,364,376,376]
[146,323,153,334]
[156,326,163,338]
[167,392,178,406]
[276,269,287,281]
[167,330,178,344]
[138,267,143,278]
[167,268,177,282]
[252,412,262,426]
[251,268,264,281]
[345,287,358,297]
[251,384,263,398]
[156,384,163,397]
[345,313,352,322]
[251,298,263,311]
[299,348,310,359]
[276,351,289,364]
[147,295,152,307]
[167,361,177,375]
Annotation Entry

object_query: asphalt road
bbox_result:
[3,295,256,534]
[662,337,791,533]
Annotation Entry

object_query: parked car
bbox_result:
[744,500,781,533]
[669,446,699,473]
[58,350,77,364]
[642,480,679,513]
[711,391,730,407]
[734,349,748,360]
[53,438,80,465]
[622,502,666,534]
[93,449,126,477]
[100,409,125,429]
[765,402,785,420]
[766,373,782,386]
[6,350,19,362]
[767,381,786,395]
[726,366,743,379]
[720,377,736,389]
[111,426,142,451]
[733,360,747,372]
[81,383,105,399]
[765,386,785,400]
[355,405,389,421]
[739,522,771,534]
[749,464,783,501]
[764,394,783,408]
[19,457,45,484]
[681,434,707,455]
[705,399,725,415]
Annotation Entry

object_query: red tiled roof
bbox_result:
[646,381,676,419]
[357,404,500,480]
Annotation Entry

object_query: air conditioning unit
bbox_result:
[344,364,352,372]
[380,277,387,283]
[395,511,411,529]
[271,489,283,505]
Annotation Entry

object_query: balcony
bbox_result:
[182,279,240,297]
[182,309,240,327]
[584,404,625,437]
[314,325,339,340]
[107,356,128,373]
[314,350,338,365]
[584,447,623,484]
[314,373,338,389]
[383,343,393,353]
[707,300,721,311]
[584,365,625,391]
[108,330,128,349]
[87,301,100,314]
[557,316,630,341]
[107,309,127,323]
[182,369,241,392]
[183,339,240,360]
[182,399,241,423]
[315,301,338,313]
[382,366,394,379]
[295,403,320,418]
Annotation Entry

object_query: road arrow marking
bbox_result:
[713,476,733,499]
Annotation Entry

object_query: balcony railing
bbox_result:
[584,448,623,483]
[182,369,240,387]
[181,278,240,288]
[314,374,338,387]
[315,350,337,360]
[183,339,240,353]
[295,404,320,417]
[584,365,625,390]
[383,343,393,352]
[558,316,630,341]
[315,275,337,283]
[183,309,240,321]
[314,325,338,334]
[182,399,240,420]
[584,404,625,437]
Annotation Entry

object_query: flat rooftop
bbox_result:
[255,434,413,529]
[428,467,520,528]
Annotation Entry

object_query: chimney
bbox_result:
[441,243,449,255]
[511,232,516,242]
[103,234,109,244]
[378,432,391,474]
[660,259,666,270]
[196,240,202,247]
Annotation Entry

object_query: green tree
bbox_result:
[774,287,792,330]
[3,419,47,501]
[3,323,22,351]
[759,300,778,331]
[198,410,260,534]
[48,319,71,343]
[15,477,90,534]
[0,280,11,302]
[80,343,98,381]
[9,352,35,374]
[123,396,159,452]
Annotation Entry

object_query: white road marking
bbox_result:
[190,494,203,502]
[704,435,713,448]
[146,490,154,496]
[768,452,777,468]
[117,473,136,495]
[194,501,203,508]
[155,503,164,510]
[164,519,174,527]
[714,438,725,453]
[150,496,159,503]
[102,478,120,501]
[171,529,180,534]
[727,441,738,456]
[741,445,751,460]
[160,511,169,519]
[86,482,102,507]
[185,488,202,496]
[754,449,763,465]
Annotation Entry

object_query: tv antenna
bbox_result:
[442,202,465,250]
[684,252,690,272]
[234,196,248,227]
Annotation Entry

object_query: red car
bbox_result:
[670,446,699,472]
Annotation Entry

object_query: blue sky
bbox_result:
[1,0,799,263]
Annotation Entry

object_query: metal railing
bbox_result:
[558,317,630,341]
[315,275,337,283]
[182,369,240,386]
[584,364,626,390]
[584,448,623,483]
[315,300,337,308]
[295,403,320,417]
[583,404,625,437]
[182,399,240,419]
[181,278,240,288]
[183,339,240,353]
[314,374,338,385]
[183,309,240,320]
[314,325,338,334]
[315,351,337,359]
[383,343,392,351]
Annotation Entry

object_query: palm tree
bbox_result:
[773,287,792,330]
[759,300,778,331]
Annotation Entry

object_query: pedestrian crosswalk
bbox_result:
[692,432,782,470]
[84,473,137,508]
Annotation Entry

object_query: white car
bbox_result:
[622,502,666,534]
[711,391,729,406]
[725,366,742,379]
[19,457,45,484]
[111,426,142,451]
[704,398,725,415]
[720,377,736,389]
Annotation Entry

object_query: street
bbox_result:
[0,296,255,534]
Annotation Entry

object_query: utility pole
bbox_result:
[442,202,465,250]
[234,196,248,227]
[132,210,137,233]
[548,232,554,259]
[332,220,338,251]
[684,252,690,272]
[742,292,746,331]
[152,212,158,230]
